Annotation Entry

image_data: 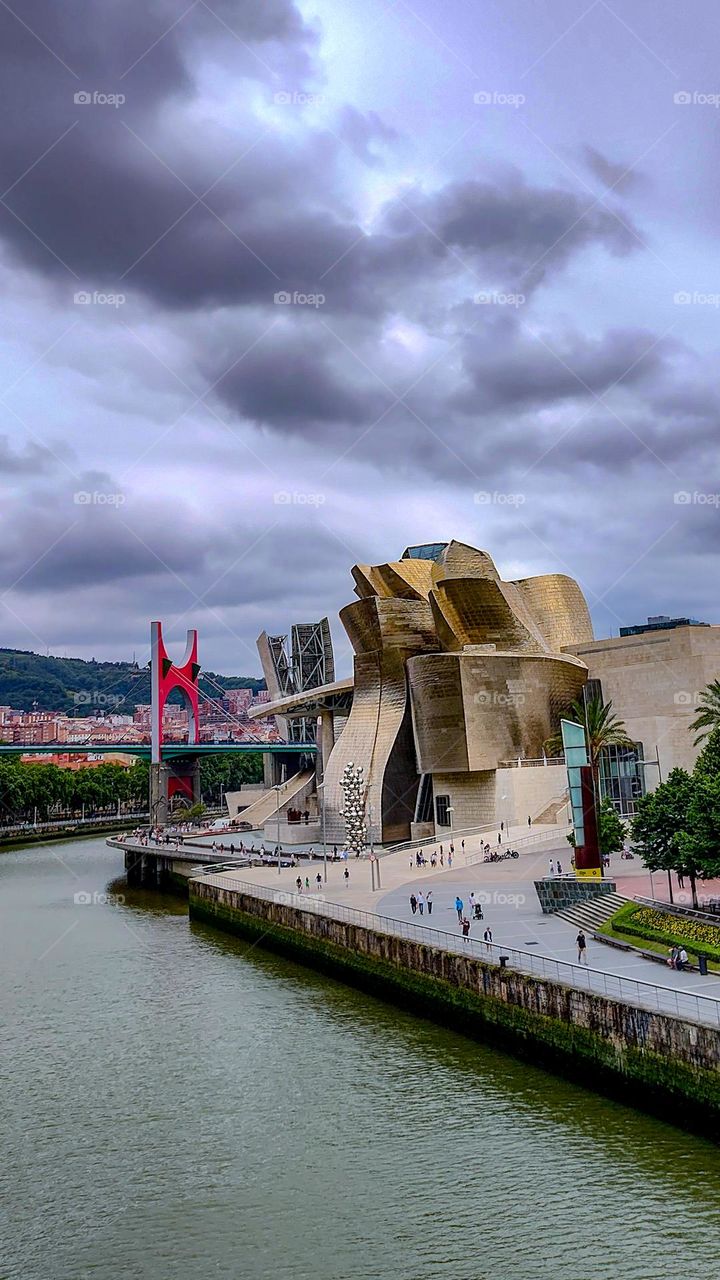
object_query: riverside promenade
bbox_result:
[183,823,720,1003]
[194,870,720,1029]
[188,868,720,1134]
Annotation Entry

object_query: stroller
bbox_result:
[474,902,484,921]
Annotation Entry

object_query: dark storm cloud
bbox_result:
[0,434,59,475]
[378,175,638,289]
[0,0,642,318]
[212,330,390,429]
[454,322,672,413]
[582,146,647,195]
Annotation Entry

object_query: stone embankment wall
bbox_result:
[190,879,720,1134]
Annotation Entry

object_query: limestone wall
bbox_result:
[190,880,720,1129]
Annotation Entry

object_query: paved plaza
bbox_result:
[202,823,720,1004]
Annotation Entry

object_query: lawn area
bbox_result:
[597,900,720,971]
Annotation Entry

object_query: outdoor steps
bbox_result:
[555,891,629,931]
[533,792,569,825]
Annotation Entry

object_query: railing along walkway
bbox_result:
[194,874,720,1030]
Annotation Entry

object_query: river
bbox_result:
[2,837,719,1280]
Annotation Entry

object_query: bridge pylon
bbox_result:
[149,621,201,825]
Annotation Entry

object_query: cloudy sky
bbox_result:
[1,0,719,677]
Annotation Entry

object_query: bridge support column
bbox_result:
[150,758,201,826]
[319,710,335,781]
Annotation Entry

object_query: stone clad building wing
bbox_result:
[321,541,591,843]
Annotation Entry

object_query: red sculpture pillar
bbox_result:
[150,622,201,823]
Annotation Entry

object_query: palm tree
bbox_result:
[544,691,632,774]
[689,679,720,746]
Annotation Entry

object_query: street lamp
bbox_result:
[317,779,328,883]
[274,782,282,876]
[447,805,455,847]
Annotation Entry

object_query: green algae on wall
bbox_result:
[189,881,720,1136]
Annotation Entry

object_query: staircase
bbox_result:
[233,770,315,828]
[555,891,629,931]
[533,792,569,825]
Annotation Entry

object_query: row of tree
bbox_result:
[631,732,720,907]
[0,751,264,825]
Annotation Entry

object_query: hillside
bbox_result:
[0,648,264,715]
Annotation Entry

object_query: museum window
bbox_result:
[435,794,451,827]
[598,742,646,819]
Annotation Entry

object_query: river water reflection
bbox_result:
[2,837,719,1280]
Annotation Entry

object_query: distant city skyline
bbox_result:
[1,2,719,674]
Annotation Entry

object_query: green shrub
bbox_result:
[602,901,720,963]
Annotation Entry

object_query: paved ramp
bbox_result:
[234,770,315,828]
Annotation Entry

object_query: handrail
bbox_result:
[463,825,572,864]
[191,875,720,1029]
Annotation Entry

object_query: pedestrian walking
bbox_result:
[556,860,563,875]
[450,842,455,855]
[483,926,493,950]
[448,851,453,869]
[468,892,476,916]
[344,867,350,883]
[576,930,588,964]
[410,893,418,915]
[296,876,302,893]
[678,871,685,889]
[426,891,433,915]
[305,877,310,891]
[497,831,502,844]
[455,895,464,922]
[439,851,444,866]
[418,891,425,915]
[548,858,555,876]
[316,873,322,890]
[527,815,532,827]
[500,821,504,832]
[461,917,471,941]
[461,839,465,852]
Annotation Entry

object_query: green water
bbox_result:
[2,838,719,1280]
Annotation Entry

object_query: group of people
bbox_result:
[411,840,465,871]
[548,858,564,876]
[668,945,689,971]
[409,890,433,915]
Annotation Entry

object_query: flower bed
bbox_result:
[602,901,720,963]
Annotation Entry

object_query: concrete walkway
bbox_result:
[206,834,720,1005]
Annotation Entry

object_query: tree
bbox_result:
[631,768,699,905]
[678,728,720,895]
[689,679,720,747]
[544,692,632,776]
[598,798,625,857]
